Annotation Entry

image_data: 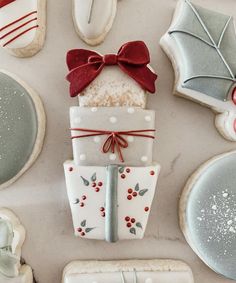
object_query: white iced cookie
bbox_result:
[0,208,33,283]
[0,0,46,57]
[160,0,236,141]
[0,70,46,190]
[72,0,117,46]
[62,259,194,283]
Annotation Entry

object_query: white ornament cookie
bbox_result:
[0,208,33,283]
[179,150,236,280]
[160,0,236,141]
[0,0,46,57]
[62,259,194,283]
[72,0,117,46]
[0,70,46,190]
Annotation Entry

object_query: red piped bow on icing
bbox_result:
[70,128,156,163]
[0,0,15,8]
[66,41,158,97]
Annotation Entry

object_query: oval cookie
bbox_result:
[180,151,236,280]
[0,70,46,189]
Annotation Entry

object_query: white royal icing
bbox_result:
[0,0,38,49]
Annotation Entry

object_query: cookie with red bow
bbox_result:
[0,0,46,57]
[66,41,157,108]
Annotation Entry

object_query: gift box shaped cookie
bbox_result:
[64,161,160,242]
[70,107,155,166]
[66,41,157,108]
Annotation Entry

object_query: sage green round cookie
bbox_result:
[0,71,45,189]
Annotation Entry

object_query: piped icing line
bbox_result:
[0,11,37,31]
[0,0,15,8]
[105,165,118,243]
[0,17,37,40]
[2,24,38,47]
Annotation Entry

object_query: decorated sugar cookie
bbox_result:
[70,107,155,166]
[62,259,194,283]
[0,0,46,57]
[64,161,160,242]
[0,208,33,283]
[160,0,236,141]
[66,41,157,108]
[72,0,117,46]
[179,150,236,280]
[0,70,46,190]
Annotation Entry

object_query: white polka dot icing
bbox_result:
[79,154,86,161]
[109,154,116,161]
[145,115,152,122]
[141,156,148,162]
[127,136,134,143]
[182,151,236,280]
[0,71,45,188]
[109,116,117,123]
[127,107,135,114]
[93,136,101,143]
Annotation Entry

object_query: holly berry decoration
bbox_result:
[76,220,95,237]
[118,166,131,179]
[74,195,87,207]
[127,183,148,200]
[80,172,103,192]
[100,206,106,218]
[124,216,143,235]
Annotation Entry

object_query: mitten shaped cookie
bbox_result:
[66,41,157,108]
[0,209,33,283]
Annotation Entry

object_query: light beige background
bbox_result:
[0,0,236,282]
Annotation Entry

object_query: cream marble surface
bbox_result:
[0,0,236,282]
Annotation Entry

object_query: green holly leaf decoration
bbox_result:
[135,183,140,191]
[118,166,125,173]
[85,227,95,233]
[81,220,86,227]
[74,198,80,204]
[91,173,97,182]
[136,222,143,229]
[80,176,89,186]
[130,228,136,235]
[139,189,148,196]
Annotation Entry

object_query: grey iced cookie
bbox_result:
[180,150,236,280]
[0,70,46,190]
[160,0,236,141]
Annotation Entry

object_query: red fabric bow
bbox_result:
[70,128,156,162]
[0,0,15,8]
[66,41,157,97]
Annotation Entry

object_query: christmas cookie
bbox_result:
[0,0,46,57]
[72,0,117,46]
[64,161,160,242]
[66,41,157,108]
[70,107,155,166]
[179,150,236,280]
[0,208,33,283]
[62,259,194,283]
[160,0,236,141]
[0,70,46,190]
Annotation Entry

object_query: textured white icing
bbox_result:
[0,0,38,48]
[64,161,160,240]
[62,260,194,283]
[78,67,147,108]
[73,0,116,44]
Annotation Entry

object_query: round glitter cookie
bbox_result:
[0,70,46,189]
[180,151,236,280]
